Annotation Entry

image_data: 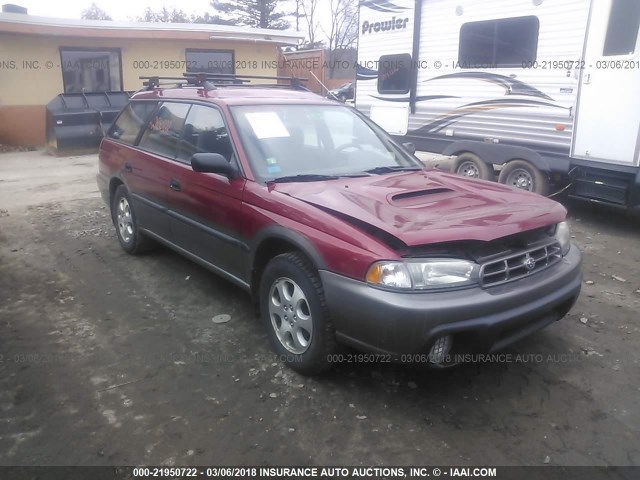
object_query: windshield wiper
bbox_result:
[363,166,423,175]
[269,174,341,183]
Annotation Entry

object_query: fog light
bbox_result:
[428,335,453,364]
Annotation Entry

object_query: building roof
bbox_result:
[0,12,304,45]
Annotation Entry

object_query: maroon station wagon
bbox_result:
[97,74,582,375]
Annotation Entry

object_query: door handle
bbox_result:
[169,179,181,192]
[123,162,133,173]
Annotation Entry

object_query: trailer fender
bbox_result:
[442,141,554,173]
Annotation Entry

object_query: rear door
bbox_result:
[132,102,191,239]
[162,104,247,281]
[108,100,171,238]
[573,0,640,165]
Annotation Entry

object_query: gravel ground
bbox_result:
[0,150,638,467]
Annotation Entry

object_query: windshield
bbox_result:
[230,104,421,183]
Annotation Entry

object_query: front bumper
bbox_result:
[320,245,582,357]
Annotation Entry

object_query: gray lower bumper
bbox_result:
[320,245,582,356]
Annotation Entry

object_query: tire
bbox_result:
[498,160,550,196]
[450,152,494,181]
[111,185,154,254]
[339,94,347,103]
[259,252,337,375]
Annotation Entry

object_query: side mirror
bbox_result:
[402,142,416,155]
[191,153,239,179]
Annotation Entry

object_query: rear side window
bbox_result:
[603,0,640,56]
[459,16,539,67]
[177,105,234,163]
[109,101,157,145]
[138,102,191,158]
[378,53,412,94]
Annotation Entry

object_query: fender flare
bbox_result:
[247,225,328,284]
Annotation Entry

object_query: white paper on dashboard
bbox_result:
[245,112,290,139]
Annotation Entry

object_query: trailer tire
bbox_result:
[498,160,550,196]
[451,152,494,181]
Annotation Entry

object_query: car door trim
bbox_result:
[167,208,250,252]
[140,228,251,291]
[131,192,168,213]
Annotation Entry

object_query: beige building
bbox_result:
[0,11,303,147]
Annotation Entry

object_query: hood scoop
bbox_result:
[391,188,456,206]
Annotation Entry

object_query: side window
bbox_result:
[459,16,539,67]
[378,53,412,94]
[603,0,640,56]
[177,105,234,163]
[109,101,158,145]
[138,102,191,158]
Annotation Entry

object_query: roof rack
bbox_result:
[139,72,309,92]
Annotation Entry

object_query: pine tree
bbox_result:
[211,0,290,30]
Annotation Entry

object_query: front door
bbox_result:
[164,104,247,281]
[573,0,640,165]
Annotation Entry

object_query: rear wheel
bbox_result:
[498,160,550,196]
[112,185,154,254]
[451,152,494,181]
[260,252,337,375]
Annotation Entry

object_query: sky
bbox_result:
[14,0,328,37]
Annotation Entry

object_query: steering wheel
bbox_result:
[335,142,364,153]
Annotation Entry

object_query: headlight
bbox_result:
[366,259,479,290]
[555,221,571,255]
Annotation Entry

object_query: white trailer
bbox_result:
[355,0,640,208]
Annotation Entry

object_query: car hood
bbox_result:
[272,170,566,247]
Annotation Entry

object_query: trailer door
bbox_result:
[355,0,417,135]
[573,0,640,166]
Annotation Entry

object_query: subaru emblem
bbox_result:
[524,254,536,271]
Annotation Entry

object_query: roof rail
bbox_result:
[139,72,309,91]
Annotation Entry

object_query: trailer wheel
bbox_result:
[451,153,494,181]
[498,160,550,196]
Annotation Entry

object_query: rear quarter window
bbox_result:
[109,101,158,145]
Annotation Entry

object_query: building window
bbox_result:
[185,49,235,75]
[377,53,412,94]
[458,16,539,68]
[60,48,122,93]
[603,0,640,56]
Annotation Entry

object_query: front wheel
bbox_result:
[259,252,337,375]
[498,160,550,196]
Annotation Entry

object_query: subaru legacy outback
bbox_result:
[97,73,582,375]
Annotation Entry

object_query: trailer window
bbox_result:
[377,54,412,94]
[458,16,539,68]
[603,0,640,56]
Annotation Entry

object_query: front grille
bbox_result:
[479,241,562,287]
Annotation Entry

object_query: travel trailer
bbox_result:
[355,0,640,208]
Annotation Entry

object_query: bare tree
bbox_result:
[299,0,323,49]
[322,0,358,52]
[81,3,112,20]
[138,7,191,23]
[321,0,358,78]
